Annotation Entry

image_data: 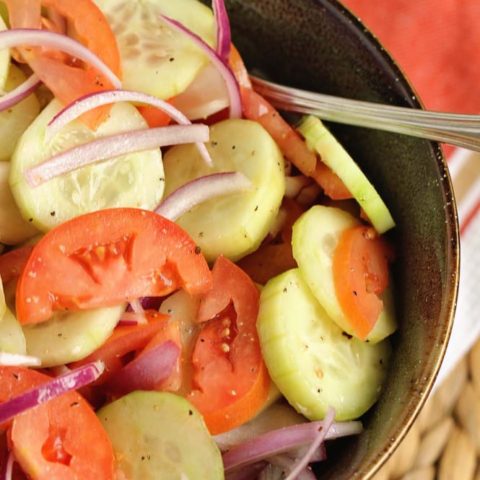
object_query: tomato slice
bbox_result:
[139,320,183,392]
[310,160,352,200]
[333,225,392,339]
[229,47,351,200]
[137,105,173,128]
[6,0,121,128]
[16,209,212,325]
[188,256,270,434]
[0,246,33,285]
[5,0,41,29]
[0,367,114,480]
[229,45,252,89]
[69,311,169,381]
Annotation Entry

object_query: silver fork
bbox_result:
[250,76,480,152]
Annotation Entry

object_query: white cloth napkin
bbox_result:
[434,148,480,389]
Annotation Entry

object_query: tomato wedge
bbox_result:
[0,367,114,480]
[188,256,270,434]
[137,104,173,128]
[229,46,351,200]
[333,225,392,339]
[69,311,169,382]
[16,209,212,325]
[0,246,33,285]
[139,320,183,392]
[6,0,121,128]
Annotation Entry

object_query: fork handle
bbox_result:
[251,76,480,152]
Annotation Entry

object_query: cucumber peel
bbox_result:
[298,115,395,234]
[0,308,27,355]
[0,64,40,162]
[292,205,397,343]
[257,268,390,421]
[0,280,6,326]
[23,305,124,367]
[0,16,9,92]
[0,162,38,245]
[98,391,224,480]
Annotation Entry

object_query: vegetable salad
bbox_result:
[0,0,396,479]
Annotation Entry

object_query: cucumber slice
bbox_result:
[0,280,6,326]
[292,205,397,343]
[159,289,199,393]
[98,391,224,480]
[95,0,215,99]
[0,17,9,91]
[159,289,200,348]
[163,119,285,262]
[23,305,124,367]
[9,100,165,231]
[257,269,390,421]
[298,116,395,234]
[0,162,38,245]
[0,308,27,355]
[0,65,40,162]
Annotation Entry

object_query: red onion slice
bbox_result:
[222,417,362,472]
[46,89,213,166]
[0,74,40,113]
[0,361,104,425]
[103,341,179,396]
[172,64,229,121]
[257,462,316,480]
[268,456,316,480]
[140,297,163,311]
[213,0,231,63]
[285,408,335,480]
[155,172,251,221]
[3,451,14,480]
[0,353,41,367]
[25,124,209,187]
[160,15,241,119]
[0,29,121,89]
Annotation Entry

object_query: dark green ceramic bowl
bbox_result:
[215,0,460,478]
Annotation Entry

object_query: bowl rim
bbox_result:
[316,0,460,477]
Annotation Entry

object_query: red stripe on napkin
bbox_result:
[342,0,480,117]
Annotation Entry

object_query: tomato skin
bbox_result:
[5,0,41,29]
[228,45,252,89]
[333,225,391,339]
[6,0,121,128]
[0,246,33,285]
[311,160,353,200]
[188,256,270,434]
[0,367,114,480]
[140,320,183,392]
[16,209,212,325]
[137,105,172,128]
[229,47,351,200]
[69,311,170,382]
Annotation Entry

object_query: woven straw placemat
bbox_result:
[372,339,480,480]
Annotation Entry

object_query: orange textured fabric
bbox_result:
[342,0,480,116]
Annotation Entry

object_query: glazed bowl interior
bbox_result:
[211,0,460,478]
